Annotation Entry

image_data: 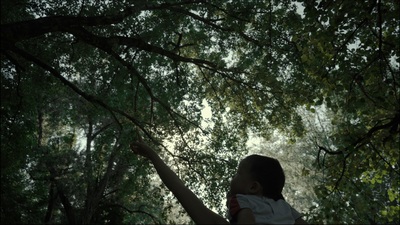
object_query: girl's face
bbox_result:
[229,159,255,195]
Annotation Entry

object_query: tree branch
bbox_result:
[108,203,161,224]
[0,1,206,49]
[317,111,400,189]
[168,6,262,46]
[8,46,151,139]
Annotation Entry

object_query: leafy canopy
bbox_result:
[1,0,398,224]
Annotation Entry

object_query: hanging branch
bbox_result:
[8,45,148,136]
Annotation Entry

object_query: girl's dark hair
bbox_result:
[244,154,285,201]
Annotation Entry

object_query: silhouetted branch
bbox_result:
[8,45,149,138]
[109,203,161,224]
[317,111,400,188]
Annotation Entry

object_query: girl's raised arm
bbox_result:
[131,142,229,225]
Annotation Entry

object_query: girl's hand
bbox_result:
[130,142,156,159]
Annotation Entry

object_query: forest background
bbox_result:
[1,0,399,224]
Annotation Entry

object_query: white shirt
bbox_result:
[227,194,299,224]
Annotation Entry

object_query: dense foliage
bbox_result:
[1,0,399,224]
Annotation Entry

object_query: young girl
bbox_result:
[227,154,299,224]
[130,142,307,224]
